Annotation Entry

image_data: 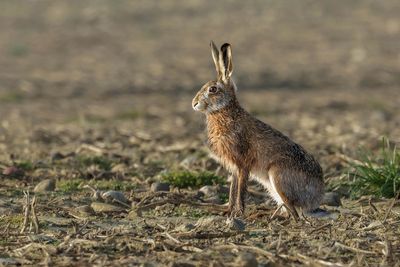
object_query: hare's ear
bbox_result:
[210,41,223,79]
[220,43,233,81]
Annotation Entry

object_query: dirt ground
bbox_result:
[1,1,400,266]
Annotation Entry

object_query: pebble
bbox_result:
[41,216,73,226]
[195,216,225,229]
[91,202,125,213]
[0,258,19,265]
[75,205,95,216]
[198,185,218,198]
[179,155,197,169]
[2,166,24,177]
[111,163,128,173]
[203,196,222,205]
[151,182,170,192]
[235,253,258,267]
[226,217,246,231]
[34,179,56,192]
[169,261,195,267]
[50,152,65,161]
[175,223,195,232]
[322,192,342,207]
[102,190,128,204]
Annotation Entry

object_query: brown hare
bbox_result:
[192,41,325,219]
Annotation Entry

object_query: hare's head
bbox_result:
[192,41,237,113]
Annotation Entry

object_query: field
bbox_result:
[1,1,400,266]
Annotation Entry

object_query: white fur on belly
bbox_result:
[250,171,284,205]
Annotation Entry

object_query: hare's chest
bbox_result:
[208,134,235,157]
[209,151,238,174]
[208,135,239,173]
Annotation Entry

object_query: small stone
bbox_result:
[175,223,195,232]
[322,192,342,207]
[34,179,56,192]
[75,205,95,216]
[91,202,125,213]
[128,210,141,219]
[29,234,57,243]
[50,152,65,161]
[362,220,381,231]
[151,182,170,192]
[41,216,73,226]
[195,216,225,229]
[217,185,230,194]
[101,190,128,204]
[111,163,128,173]
[169,262,195,267]
[2,166,24,177]
[235,253,258,267]
[198,185,218,198]
[0,258,19,265]
[226,217,246,231]
[179,155,197,169]
[204,196,222,205]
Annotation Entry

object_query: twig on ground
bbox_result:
[31,196,40,234]
[20,191,30,234]
[270,204,284,220]
[381,237,394,264]
[76,143,104,155]
[334,242,375,255]
[164,232,181,244]
[383,192,399,224]
[310,223,332,234]
[135,196,226,214]
[270,203,298,221]
[175,231,246,240]
[297,253,346,266]
[214,243,275,260]
[336,153,364,165]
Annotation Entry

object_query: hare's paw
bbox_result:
[229,205,244,218]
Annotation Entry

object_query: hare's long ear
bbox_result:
[220,43,233,82]
[210,41,222,79]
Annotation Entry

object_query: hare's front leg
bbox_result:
[229,169,249,217]
[227,174,238,215]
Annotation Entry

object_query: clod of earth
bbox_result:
[90,202,126,213]
[151,182,170,192]
[322,192,342,207]
[33,179,56,192]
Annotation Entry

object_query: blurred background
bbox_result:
[0,0,399,169]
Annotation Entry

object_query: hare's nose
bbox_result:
[193,102,199,108]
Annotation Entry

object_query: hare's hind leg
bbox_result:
[269,172,299,220]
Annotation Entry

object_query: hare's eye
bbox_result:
[208,86,218,93]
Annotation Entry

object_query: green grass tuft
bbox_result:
[9,43,29,57]
[15,160,35,171]
[75,155,113,171]
[93,179,136,191]
[0,92,24,103]
[115,110,141,120]
[57,178,136,193]
[57,179,84,193]
[348,137,400,198]
[161,170,225,189]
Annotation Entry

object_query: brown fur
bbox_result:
[192,42,324,218]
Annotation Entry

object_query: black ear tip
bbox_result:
[221,43,231,51]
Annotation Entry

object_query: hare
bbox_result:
[192,41,325,218]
